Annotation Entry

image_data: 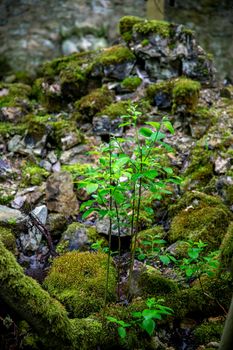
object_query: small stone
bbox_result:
[47,151,57,164]
[40,160,52,172]
[214,156,231,174]
[52,161,61,172]
[0,205,24,224]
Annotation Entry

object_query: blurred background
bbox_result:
[0,0,232,81]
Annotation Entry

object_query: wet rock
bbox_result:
[19,205,48,252]
[46,171,79,216]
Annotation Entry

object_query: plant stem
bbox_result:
[114,201,121,301]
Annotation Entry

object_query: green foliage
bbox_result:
[178,240,220,280]
[21,162,50,186]
[106,297,173,339]
[79,103,180,297]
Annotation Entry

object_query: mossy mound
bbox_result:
[194,321,223,345]
[146,80,174,109]
[0,83,31,108]
[168,191,232,248]
[96,45,135,66]
[121,76,142,92]
[137,266,178,297]
[44,251,116,318]
[165,273,233,319]
[220,222,233,267]
[119,16,171,42]
[172,78,201,114]
[75,86,115,122]
[0,226,16,252]
[98,100,130,119]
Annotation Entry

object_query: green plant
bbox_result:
[79,103,180,300]
[179,240,220,280]
[135,233,177,265]
[91,239,109,254]
[106,297,173,339]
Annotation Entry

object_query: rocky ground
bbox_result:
[0,16,233,350]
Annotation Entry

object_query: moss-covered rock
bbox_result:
[96,45,135,66]
[172,78,201,114]
[194,321,223,345]
[21,162,50,186]
[0,83,31,108]
[44,251,116,318]
[0,226,16,252]
[121,76,142,92]
[168,191,232,248]
[146,80,174,109]
[220,222,233,267]
[119,16,144,42]
[24,114,84,149]
[137,266,178,297]
[56,222,107,253]
[98,100,130,119]
[75,86,115,122]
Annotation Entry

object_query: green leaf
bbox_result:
[142,309,161,320]
[163,167,173,175]
[188,248,199,260]
[139,127,153,137]
[151,131,165,141]
[118,327,127,339]
[143,170,158,179]
[86,183,98,194]
[145,121,160,130]
[80,200,95,211]
[163,120,174,134]
[132,311,142,318]
[159,255,171,265]
[141,318,155,336]
[82,208,96,219]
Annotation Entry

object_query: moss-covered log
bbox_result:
[0,240,102,349]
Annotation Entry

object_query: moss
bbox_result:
[172,78,201,114]
[43,251,116,318]
[121,76,142,91]
[61,163,91,179]
[75,87,115,121]
[194,321,223,345]
[133,19,171,38]
[220,222,233,266]
[98,100,130,119]
[146,80,174,106]
[138,267,178,297]
[0,226,16,252]
[119,16,144,42]
[182,164,213,191]
[0,193,14,205]
[168,191,232,248]
[165,273,233,319]
[97,45,135,66]
[141,39,150,47]
[0,83,31,108]
[24,114,84,149]
[21,162,50,186]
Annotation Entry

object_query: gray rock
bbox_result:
[92,115,123,136]
[214,156,231,174]
[0,107,23,122]
[60,144,90,164]
[40,160,52,172]
[8,135,24,153]
[19,205,48,252]
[0,205,24,224]
[61,131,82,150]
[46,171,79,216]
[47,151,58,164]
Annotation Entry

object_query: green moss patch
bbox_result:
[194,321,223,345]
[168,191,232,248]
[75,86,115,121]
[121,76,142,91]
[0,226,16,252]
[172,78,201,114]
[119,16,144,42]
[0,83,31,108]
[44,251,116,318]
[97,45,135,66]
[21,162,50,186]
[98,100,130,119]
